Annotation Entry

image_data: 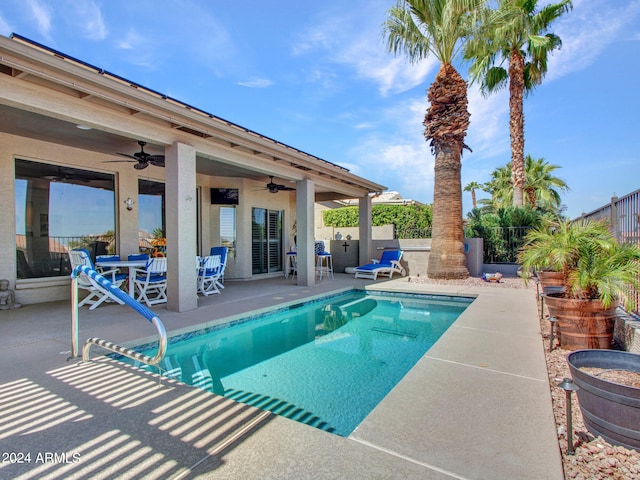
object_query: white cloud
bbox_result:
[466,85,510,160]
[338,38,439,96]
[25,0,52,39]
[67,0,107,41]
[344,96,435,200]
[115,29,159,68]
[290,0,438,96]
[238,78,274,88]
[547,0,640,81]
[0,11,12,36]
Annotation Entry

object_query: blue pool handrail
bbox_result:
[70,264,167,366]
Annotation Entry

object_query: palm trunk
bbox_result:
[428,145,468,278]
[424,64,469,279]
[471,189,477,209]
[509,49,525,207]
[525,187,536,207]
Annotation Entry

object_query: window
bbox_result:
[14,159,115,279]
[252,208,283,274]
[220,207,236,260]
[138,179,165,255]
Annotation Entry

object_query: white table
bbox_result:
[95,259,147,297]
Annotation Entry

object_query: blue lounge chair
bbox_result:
[354,250,404,280]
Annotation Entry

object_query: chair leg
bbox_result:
[200,276,220,296]
[78,290,99,308]
[89,292,112,310]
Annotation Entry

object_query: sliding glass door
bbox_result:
[252,208,283,274]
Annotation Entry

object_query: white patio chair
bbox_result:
[133,257,168,306]
[209,246,228,288]
[197,255,222,296]
[69,249,127,310]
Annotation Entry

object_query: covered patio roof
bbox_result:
[0,33,386,199]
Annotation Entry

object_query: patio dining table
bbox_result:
[94,259,148,298]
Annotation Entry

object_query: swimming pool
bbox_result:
[121,290,471,436]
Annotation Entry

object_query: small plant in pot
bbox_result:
[519,220,640,350]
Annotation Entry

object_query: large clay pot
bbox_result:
[544,293,618,350]
[567,349,640,451]
[536,271,565,290]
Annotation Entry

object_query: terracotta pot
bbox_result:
[544,293,618,350]
[567,349,640,451]
[536,271,565,290]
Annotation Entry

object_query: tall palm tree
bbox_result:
[466,0,572,207]
[464,181,483,209]
[384,0,484,279]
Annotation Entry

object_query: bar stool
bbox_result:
[285,251,297,279]
[314,241,333,280]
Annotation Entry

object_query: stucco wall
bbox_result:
[0,133,300,304]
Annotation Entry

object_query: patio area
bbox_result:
[0,274,563,479]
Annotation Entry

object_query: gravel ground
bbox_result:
[410,274,640,479]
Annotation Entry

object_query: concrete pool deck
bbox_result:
[0,275,563,479]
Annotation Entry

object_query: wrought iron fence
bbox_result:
[16,234,115,279]
[466,226,533,264]
[579,190,640,315]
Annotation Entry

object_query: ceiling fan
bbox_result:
[43,166,90,183]
[264,176,296,194]
[107,141,165,170]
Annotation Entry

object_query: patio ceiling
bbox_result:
[0,103,268,181]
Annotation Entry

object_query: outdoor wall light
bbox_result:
[76,124,92,130]
[558,377,579,455]
[124,198,134,210]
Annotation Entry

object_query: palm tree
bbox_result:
[482,155,568,214]
[523,154,568,210]
[482,163,513,209]
[466,0,572,207]
[464,181,483,209]
[384,0,484,279]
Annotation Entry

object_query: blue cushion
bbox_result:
[379,250,401,263]
[210,246,228,264]
[146,274,166,283]
[128,254,150,261]
[355,263,392,272]
[97,255,121,262]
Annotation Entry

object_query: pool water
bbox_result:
[123,290,470,436]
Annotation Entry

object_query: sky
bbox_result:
[1,0,639,220]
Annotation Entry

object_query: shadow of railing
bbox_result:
[0,359,274,479]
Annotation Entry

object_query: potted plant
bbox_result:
[518,221,571,290]
[519,220,640,350]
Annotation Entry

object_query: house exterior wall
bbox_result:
[0,133,302,305]
[0,34,385,307]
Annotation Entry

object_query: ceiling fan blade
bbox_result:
[148,156,165,167]
[116,153,140,160]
